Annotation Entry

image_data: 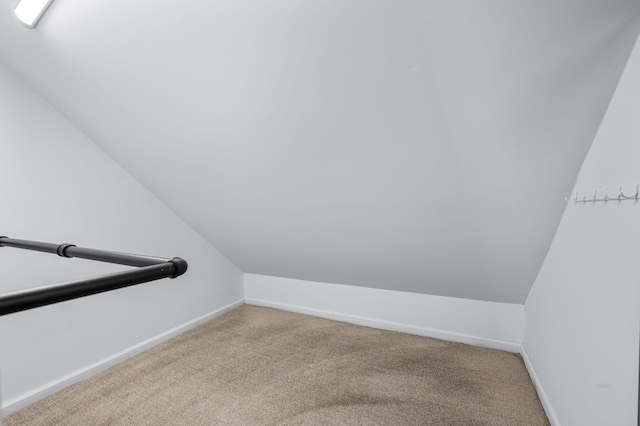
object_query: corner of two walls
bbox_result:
[0,61,245,415]
[522,22,640,426]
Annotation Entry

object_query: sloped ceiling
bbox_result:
[1,1,639,303]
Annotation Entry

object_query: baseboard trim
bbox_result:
[246,298,522,353]
[520,344,561,426]
[1,299,245,416]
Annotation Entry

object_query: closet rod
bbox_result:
[0,236,188,316]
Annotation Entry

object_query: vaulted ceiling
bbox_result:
[1,0,639,303]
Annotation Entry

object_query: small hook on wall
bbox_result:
[565,183,640,203]
[620,183,639,199]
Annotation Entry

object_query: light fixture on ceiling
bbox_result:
[14,0,55,29]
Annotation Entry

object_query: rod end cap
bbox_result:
[169,257,188,278]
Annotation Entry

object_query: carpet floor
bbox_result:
[5,305,549,425]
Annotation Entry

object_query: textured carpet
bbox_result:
[5,305,549,425]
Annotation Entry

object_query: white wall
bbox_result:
[3,1,638,306]
[0,60,244,414]
[245,274,524,353]
[524,24,640,426]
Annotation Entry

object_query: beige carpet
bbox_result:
[5,305,549,425]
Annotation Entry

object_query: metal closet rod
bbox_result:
[0,236,188,317]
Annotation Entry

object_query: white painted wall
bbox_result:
[524,23,640,426]
[0,61,244,414]
[2,1,638,305]
[245,274,524,353]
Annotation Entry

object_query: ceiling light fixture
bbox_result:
[14,0,55,29]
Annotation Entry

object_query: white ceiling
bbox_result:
[1,0,639,303]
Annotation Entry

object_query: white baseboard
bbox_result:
[520,344,561,426]
[247,297,521,353]
[1,299,244,416]
[244,274,524,353]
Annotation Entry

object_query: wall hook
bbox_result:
[620,183,639,199]
[604,186,621,201]
[564,191,578,202]
[566,183,640,203]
